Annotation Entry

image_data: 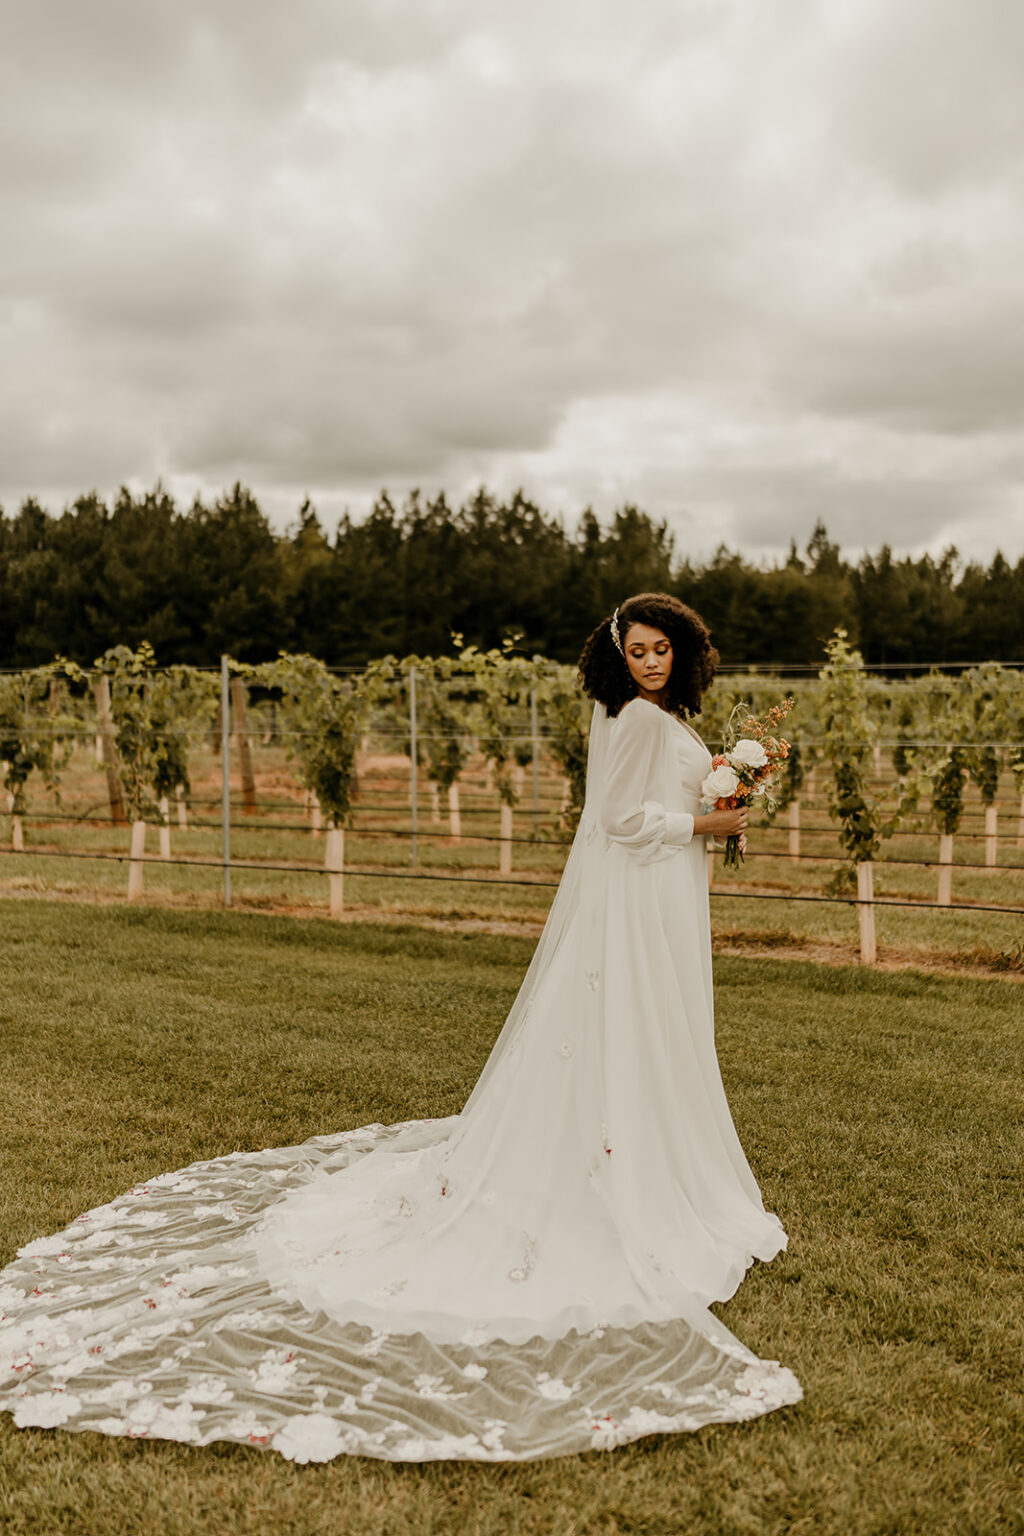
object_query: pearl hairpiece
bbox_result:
[610,607,624,655]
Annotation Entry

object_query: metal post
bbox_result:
[530,687,540,830]
[221,655,231,906]
[409,666,418,869]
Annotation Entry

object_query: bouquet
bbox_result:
[700,698,794,869]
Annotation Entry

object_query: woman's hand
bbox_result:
[694,806,748,838]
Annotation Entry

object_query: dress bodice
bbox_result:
[669,714,713,807]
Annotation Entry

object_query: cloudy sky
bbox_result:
[2,0,1023,564]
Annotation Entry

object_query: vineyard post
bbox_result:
[325,824,344,916]
[158,797,171,859]
[530,687,540,830]
[176,785,187,828]
[938,832,953,906]
[409,666,418,868]
[985,804,998,869]
[856,861,876,965]
[231,678,257,814]
[128,818,146,900]
[448,783,461,842]
[221,655,231,907]
[500,802,513,875]
[93,674,126,824]
[788,800,800,861]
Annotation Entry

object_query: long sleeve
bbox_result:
[598,699,694,856]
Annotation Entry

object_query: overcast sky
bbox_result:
[2,0,1023,565]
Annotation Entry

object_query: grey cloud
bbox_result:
[0,0,1022,564]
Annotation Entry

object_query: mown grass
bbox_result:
[1,900,1022,1533]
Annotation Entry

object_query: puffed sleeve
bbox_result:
[599,699,694,855]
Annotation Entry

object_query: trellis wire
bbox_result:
[1,846,1022,918]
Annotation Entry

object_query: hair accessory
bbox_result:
[610,607,624,656]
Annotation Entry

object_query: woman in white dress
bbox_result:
[0,593,801,1462]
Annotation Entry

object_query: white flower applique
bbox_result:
[414,1374,463,1400]
[248,1348,300,1393]
[11,1388,83,1428]
[508,1232,538,1283]
[590,1413,629,1450]
[585,970,600,992]
[535,1372,574,1401]
[360,1329,390,1358]
[273,1412,350,1463]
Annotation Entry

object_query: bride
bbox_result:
[0,593,801,1462]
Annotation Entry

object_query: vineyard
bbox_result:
[2,637,1023,972]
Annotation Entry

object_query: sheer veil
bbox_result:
[462,699,604,1114]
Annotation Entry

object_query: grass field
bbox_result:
[1,900,1022,1535]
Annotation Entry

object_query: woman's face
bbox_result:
[623,622,673,701]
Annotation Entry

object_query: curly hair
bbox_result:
[577,592,720,719]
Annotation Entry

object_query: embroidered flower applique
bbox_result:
[585,970,600,992]
[535,1372,574,1401]
[508,1233,538,1283]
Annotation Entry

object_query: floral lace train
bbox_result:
[0,1123,801,1462]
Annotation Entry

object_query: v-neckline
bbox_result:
[666,712,707,752]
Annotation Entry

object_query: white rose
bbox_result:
[728,738,768,770]
[701,765,740,802]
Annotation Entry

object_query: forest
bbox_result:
[1,481,1021,671]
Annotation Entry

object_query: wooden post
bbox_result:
[937,833,953,906]
[409,666,418,869]
[230,678,257,813]
[499,802,513,875]
[325,825,344,916]
[857,861,876,965]
[430,782,441,823]
[311,792,322,839]
[158,796,171,860]
[448,782,461,843]
[220,655,231,908]
[176,785,188,829]
[1018,791,1024,850]
[93,675,126,824]
[984,805,998,868]
[530,688,540,831]
[128,820,146,901]
[788,800,801,862]
[11,814,23,852]
[806,767,817,800]
[872,744,882,776]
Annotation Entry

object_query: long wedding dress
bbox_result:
[0,698,801,1462]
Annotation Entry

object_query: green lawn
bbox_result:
[0,901,1022,1535]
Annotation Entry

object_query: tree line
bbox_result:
[1,481,1021,671]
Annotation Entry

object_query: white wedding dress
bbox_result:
[0,699,801,1462]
